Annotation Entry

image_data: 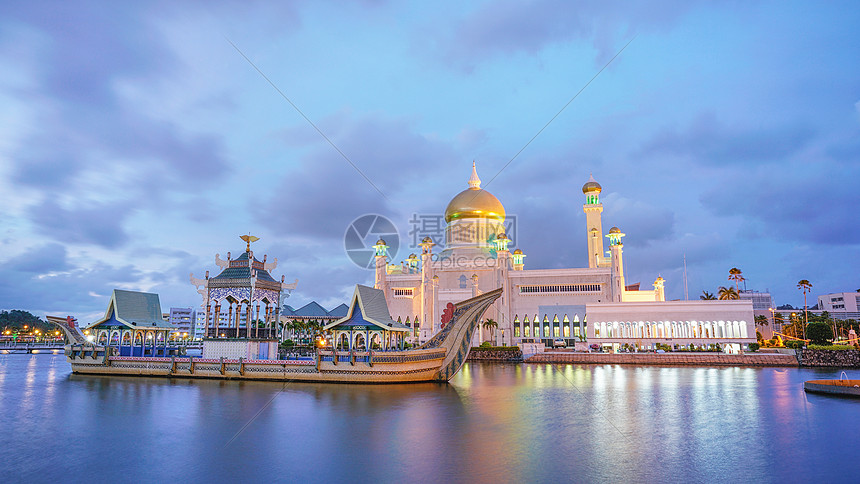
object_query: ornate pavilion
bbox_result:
[323,285,411,352]
[84,289,178,357]
[190,236,297,339]
[190,236,297,360]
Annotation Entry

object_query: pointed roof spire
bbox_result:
[468,160,481,189]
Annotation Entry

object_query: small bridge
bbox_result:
[0,342,66,354]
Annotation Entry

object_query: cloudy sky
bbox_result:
[1,1,858,321]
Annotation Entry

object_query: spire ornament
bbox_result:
[468,160,481,189]
[240,234,259,252]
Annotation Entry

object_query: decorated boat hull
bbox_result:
[49,288,502,383]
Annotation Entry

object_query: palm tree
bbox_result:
[754,315,769,327]
[482,319,498,345]
[728,268,745,292]
[797,279,812,342]
[700,291,716,300]
[718,286,739,300]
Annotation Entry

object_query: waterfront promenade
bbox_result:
[526,350,798,366]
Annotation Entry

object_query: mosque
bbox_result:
[373,163,755,352]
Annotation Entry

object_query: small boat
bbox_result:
[804,372,860,398]
[48,286,502,383]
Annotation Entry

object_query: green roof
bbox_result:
[211,251,277,282]
[86,289,173,330]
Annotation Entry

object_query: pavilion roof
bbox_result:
[211,250,277,282]
[86,289,174,330]
[328,303,349,318]
[324,285,410,332]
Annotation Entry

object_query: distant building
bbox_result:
[194,312,206,340]
[280,301,348,342]
[739,290,777,338]
[817,291,860,321]
[168,307,196,340]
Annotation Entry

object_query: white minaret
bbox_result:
[607,227,626,302]
[582,175,605,268]
[372,238,389,296]
[419,236,435,343]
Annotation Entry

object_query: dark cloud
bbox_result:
[2,1,230,251]
[640,114,816,165]
[603,194,675,247]
[5,243,70,274]
[28,200,133,249]
[699,165,860,245]
[437,0,716,69]
[258,113,461,240]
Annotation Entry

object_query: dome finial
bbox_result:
[468,160,481,189]
[582,174,602,194]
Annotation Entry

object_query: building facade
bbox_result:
[817,291,860,320]
[168,307,196,340]
[373,164,754,351]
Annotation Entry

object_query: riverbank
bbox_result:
[798,348,860,368]
[525,351,797,367]
[466,347,523,362]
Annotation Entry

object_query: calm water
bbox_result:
[1,353,858,483]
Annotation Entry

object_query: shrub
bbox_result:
[280,339,295,348]
[748,343,760,352]
[806,322,832,346]
[479,341,492,348]
[785,340,804,349]
[808,344,854,351]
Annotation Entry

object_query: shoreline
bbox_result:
[525,351,797,367]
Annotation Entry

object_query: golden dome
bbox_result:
[513,249,523,255]
[444,162,506,223]
[582,174,602,194]
[609,227,621,234]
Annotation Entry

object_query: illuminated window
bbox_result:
[519,284,601,294]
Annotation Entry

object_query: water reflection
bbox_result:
[1,356,859,482]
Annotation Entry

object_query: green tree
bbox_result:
[700,291,716,300]
[755,315,769,327]
[797,279,812,341]
[0,310,48,330]
[806,322,831,346]
[718,286,739,300]
[482,319,498,345]
[728,268,745,292]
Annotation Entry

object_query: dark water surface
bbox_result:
[1,353,858,483]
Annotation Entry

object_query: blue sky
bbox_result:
[1,1,858,321]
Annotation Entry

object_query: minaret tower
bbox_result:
[372,238,389,296]
[582,175,605,268]
[607,227,626,302]
[419,236,436,342]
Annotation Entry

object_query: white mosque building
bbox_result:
[372,163,755,352]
